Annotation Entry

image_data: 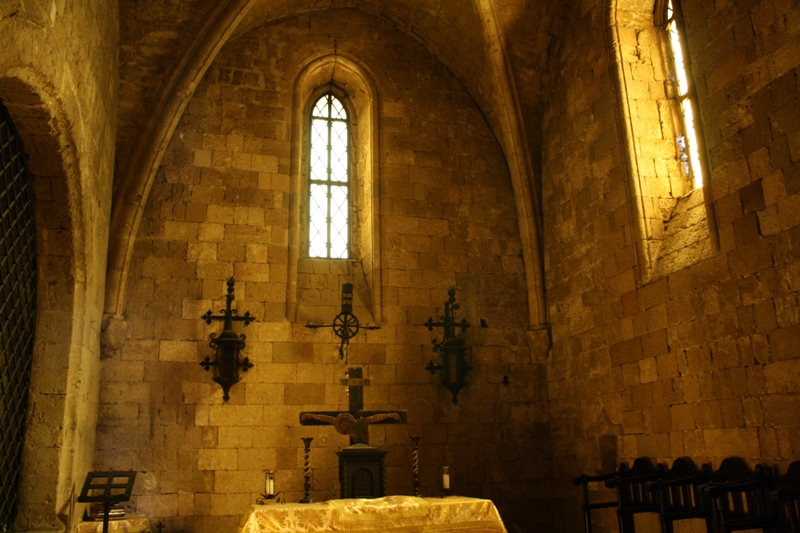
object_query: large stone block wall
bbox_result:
[0,1,118,531]
[116,0,215,173]
[543,0,800,531]
[97,9,551,533]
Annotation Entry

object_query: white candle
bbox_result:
[442,467,450,489]
[265,470,275,496]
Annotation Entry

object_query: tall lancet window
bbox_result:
[309,93,349,259]
[664,0,703,189]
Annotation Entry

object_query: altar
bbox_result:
[240,496,507,533]
[77,516,152,533]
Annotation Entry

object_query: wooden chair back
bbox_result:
[572,471,619,533]
[651,457,711,533]
[607,458,665,533]
[702,457,775,533]
[772,461,800,533]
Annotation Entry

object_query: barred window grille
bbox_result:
[308,93,349,259]
[0,100,37,531]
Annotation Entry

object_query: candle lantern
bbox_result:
[424,289,472,404]
[256,470,284,504]
[199,278,256,401]
[266,470,275,496]
[441,466,452,497]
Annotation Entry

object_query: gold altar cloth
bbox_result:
[77,516,152,533]
[240,496,508,533]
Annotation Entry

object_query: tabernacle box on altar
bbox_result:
[240,495,508,533]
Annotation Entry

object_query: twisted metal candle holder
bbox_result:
[410,436,421,497]
[300,438,314,503]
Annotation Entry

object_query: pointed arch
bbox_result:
[0,73,85,532]
[475,0,550,350]
[287,53,382,323]
[105,0,549,347]
[104,0,256,319]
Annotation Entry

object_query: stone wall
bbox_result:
[0,1,118,532]
[116,0,215,174]
[97,9,551,533]
[543,0,800,531]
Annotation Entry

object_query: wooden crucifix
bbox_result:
[299,367,406,445]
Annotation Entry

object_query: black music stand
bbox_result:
[77,471,137,533]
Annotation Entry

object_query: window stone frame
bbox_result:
[607,0,718,283]
[286,53,382,323]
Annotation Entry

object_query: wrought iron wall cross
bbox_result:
[199,278,256,400]
[424,288,473,404]
[306,283,379,361]
[424,288,470,354]
[201,278,256,329]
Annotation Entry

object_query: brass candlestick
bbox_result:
[410,436,421,497]
[300,438,314,503]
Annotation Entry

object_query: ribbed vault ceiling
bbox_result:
[116,0,567,185]
[109,0,568,323]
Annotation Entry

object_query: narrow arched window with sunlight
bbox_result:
[664,0,703,189]
[309,93,349,259]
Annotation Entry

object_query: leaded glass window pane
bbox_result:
[310,121,328,181]
[330,185,349,258]
[331,97,347,119]
[308,94,349,258]
[666,0,703,189]
[309,184,329,257]
[330,121,348,182]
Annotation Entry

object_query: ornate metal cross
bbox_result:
[424,288,473,404]
[305,283,379,361]
[200,277,256,330]
[199,278,256,400]
[299,367,406,445]
[424,288,470,354]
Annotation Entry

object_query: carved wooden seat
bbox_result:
[771,461,800,533]
[606,458,665,533]
[701,457,776,533]
[649,457,711,533]
[572,471,619,533]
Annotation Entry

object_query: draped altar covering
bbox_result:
[240,496,508,532]
[77,517,152,533]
